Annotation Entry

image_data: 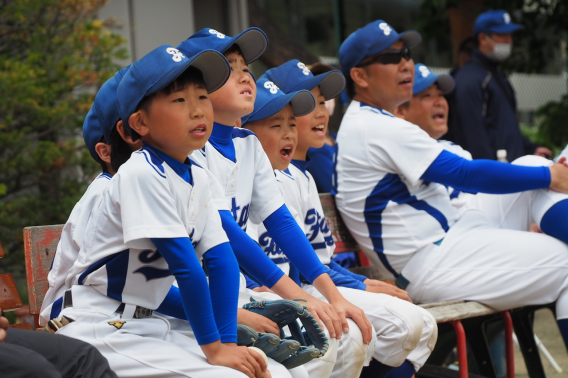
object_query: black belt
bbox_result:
[63,290,153,319]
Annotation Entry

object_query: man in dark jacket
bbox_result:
[448,9,551,161]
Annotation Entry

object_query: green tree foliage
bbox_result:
[418,0,568,74]
[0,0,127,278]
[534,94,568,155]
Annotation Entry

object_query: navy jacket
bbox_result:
[448,50,537,161]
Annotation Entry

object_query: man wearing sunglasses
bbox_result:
[336,19,568,365]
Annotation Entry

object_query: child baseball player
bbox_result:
[40,67,142,326]
[177,28,374,378]
[245,60,438,378]
[336,19,568,355]
[395,62,568,244]
[56,45,271,378]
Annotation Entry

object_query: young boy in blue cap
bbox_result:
[54,45,270,378]
[177,28,374,378]
[337,19,568,362]
[248,60,438,378]
[40,67,142,328]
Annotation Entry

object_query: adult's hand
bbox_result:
[549,157,568,193]
[364,279,413,302]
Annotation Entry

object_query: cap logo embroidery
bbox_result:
[166,47,185,63]
[418,66,430,78]
[264,81,279,94]
[297,62,310,75]
[503,13,511,24]
[209,29,226,39]
[379,23,392,36]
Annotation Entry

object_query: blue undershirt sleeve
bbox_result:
[421,149,551,194]
[244,273,261,290]
[219,210,284,288]
[540,199,568,245]
[155,285,185,320]
[263,205,328,283]
[328,260,367,282]
[202,242,240,343]
[151,237,219,345]
[325,266,367,290]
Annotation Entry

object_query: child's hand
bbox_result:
[328,297,373,345]
[237,308,280,336]
[252,286,274,294]
[0,311,8,343]
[301,295,342,340]
[364,279,413,302]
[202,341,268,378]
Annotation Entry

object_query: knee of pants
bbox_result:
[419,308,438,352]
[382,297,425,353]
[338,318,370,360]
[319,324,339,364]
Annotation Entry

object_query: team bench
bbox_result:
[22,194,553,378]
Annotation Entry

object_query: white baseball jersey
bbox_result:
[65,146,228,310]
[335,101,457,276]
[40,173,111,325]
[191,126,285,228]
[252,163,334,270]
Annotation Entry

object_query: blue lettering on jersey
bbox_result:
[305,209,334,250]
[230,198,250,228]
[133,249,171,282]
[259,231,283,256]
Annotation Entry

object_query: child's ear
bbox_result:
[117,120,140,145]
[129,111,149,138]
[95,142,112,164]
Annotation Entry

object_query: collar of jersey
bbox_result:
[291,159,311,175]
[471,49,499,69]
[359,102,395,117]
[209,122,236,162]
[143,143,193,185]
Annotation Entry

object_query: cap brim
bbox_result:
[244,90,315,123]
[399,30,422,48]
[289,70,346,101]
[435,73,455,94]
[490,23,524,34]
[188,50,231,93]
[225,27,268,64]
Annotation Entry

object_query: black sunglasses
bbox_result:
[357,47,412,66]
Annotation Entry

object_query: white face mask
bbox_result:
[486,36,512,62]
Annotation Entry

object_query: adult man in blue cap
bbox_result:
[337,19,568,370]
[448,9,551,161]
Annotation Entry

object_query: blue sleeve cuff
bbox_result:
[328,260,367,282]
[325,266,367,290]
[244,273,261,290]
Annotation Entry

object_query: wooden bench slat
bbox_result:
[319,193,359,253]
[24,225,63,315]
[420,301,497,323]
[418,300,466,309]
[0,273,22,311]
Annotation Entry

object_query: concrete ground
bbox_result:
[514,309,568,378]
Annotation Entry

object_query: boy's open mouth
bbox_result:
[280,145,293,159]
[312,124,326,136]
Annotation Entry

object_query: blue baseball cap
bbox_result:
[241,77,315,125]
[474,10,524,35]
[263,59,345,101]
[117,44,230,133]
[83,67,129,162]
[177,27,268,65]
[339,20,421,77]
[413,64,454,95]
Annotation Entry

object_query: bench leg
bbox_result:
[510,307,546,378]
[501,311,515,378]
[462,316,497,378]
[452,320,468,378]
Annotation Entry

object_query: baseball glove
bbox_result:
[237,324,281,355]
[242,299,329,369]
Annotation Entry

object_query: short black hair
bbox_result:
[109,126,135,173]
[131,66,207,140]
[345,74,355,99]
[224,43,244,58]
